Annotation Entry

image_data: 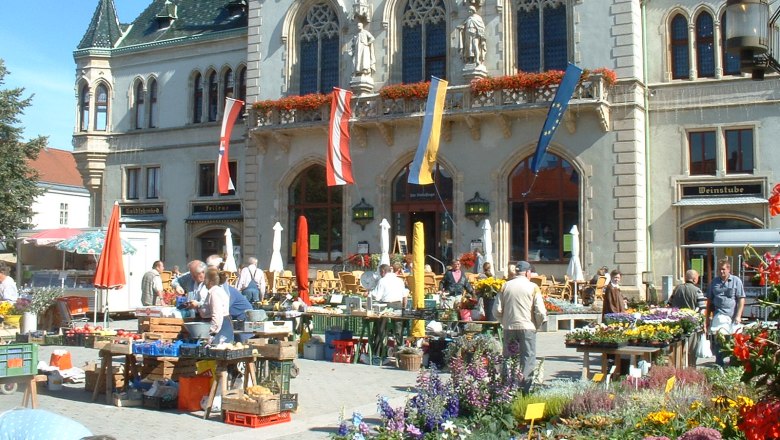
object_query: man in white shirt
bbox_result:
[370,264,408,309]
[0,266,19,302]
[236,257,267,303]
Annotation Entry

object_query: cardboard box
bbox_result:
[252,321,293,334]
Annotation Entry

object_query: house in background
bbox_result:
[27,147,90,229]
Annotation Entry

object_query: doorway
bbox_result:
[392,209,453,273]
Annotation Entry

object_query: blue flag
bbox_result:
[530,63,583,174]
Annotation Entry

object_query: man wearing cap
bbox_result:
[494,260,546,393]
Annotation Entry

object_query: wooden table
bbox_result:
[92,350,141,404]
[576,345,661,380]
[0,375,47,408]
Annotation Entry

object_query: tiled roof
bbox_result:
[77,0,123,50]
[114,0,246,49]
[28,148,85,189]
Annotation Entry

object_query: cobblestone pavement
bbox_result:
[0,319,673,439]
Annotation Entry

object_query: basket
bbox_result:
[397,353,422,371]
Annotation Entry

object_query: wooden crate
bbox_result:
[143,331,181,341]
[141,357,197,381]
[138,317,184,340]
[221,390,280,416]
[255,341,298,360]
[85,370,125,393]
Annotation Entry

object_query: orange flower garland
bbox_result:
[470,67,618,94]
[253,92,333,113]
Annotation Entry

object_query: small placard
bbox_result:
[524,402,545,421]
[665,376,676,394]
[310,234,320,250]
[470,239,483,252]
[592,373,604,383]
[629,366,642,378]
[563,234,573,252]
[357,241,369,254]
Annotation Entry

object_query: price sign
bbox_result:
[524,402,545,421]
[665,376,676,394]
[592,373,604,383]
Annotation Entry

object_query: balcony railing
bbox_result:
[248,73,611,131]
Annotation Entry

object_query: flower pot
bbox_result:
[20,312,37,334]
[3,314,21,328]
[398,353,422,371]
[483,297,496,321]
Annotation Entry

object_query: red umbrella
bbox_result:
[94,202,126,289]
[295,216,310,305]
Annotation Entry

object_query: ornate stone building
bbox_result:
[72,0,780,297]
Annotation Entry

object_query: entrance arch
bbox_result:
[391,162,453,272]
[194,227,242,265]
[683,218,760,288]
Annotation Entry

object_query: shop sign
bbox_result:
[681,183,762,198]
[192,203,242,214]
[121,205,163,216]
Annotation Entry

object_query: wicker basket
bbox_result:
[397,353,422,371]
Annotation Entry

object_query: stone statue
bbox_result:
[459,5,486,65]
[350,21,375,76]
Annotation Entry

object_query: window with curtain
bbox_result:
[148,79,158,128]
[208,71,218,122]
[696,12,715,77]
[721,13,742,76]
[289,165,343,263]
[725,128,754,174]
[508,153,579,262]
[134,81,145,129]
[198,163,216,197]
[688,131,717,175]
[126,168,140,200]
[79,85,90,132]
[146,166,160,199]
[402,0,447,83]
[671,14,689,79]
[193,73,203,123]
[299,2,340,95]
[95,84,108,131]
[516,0,568,73]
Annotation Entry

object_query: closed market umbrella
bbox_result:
[482,219,493,267]
[269,222,284,272]
[380,218,390,266]
[93,201,127,334]
[295,216,310,305]
[223,228,237,273]
[566,225,584,303]
[411,221,425,338]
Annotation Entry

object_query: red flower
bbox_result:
[739,399,780,440]
[734,333,751,361]
[770,183,780,217]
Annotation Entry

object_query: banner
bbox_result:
[530,63,583,174]
[217,97,244,194]
[408,77,448,185]
[326,88,354,186]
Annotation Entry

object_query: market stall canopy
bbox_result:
[56,230,136,255]
[0,253,16,264]
[24,227,83,246]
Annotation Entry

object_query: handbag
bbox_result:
[696,337,713,358]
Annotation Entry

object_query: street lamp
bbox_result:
[725,0,780,79]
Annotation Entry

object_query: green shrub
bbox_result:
[511,393,571,421]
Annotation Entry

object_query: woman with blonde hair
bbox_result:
[204,267,233,344]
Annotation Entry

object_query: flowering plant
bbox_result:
[544,298,563,313]
[0,301,19,316]
[458,252,476,270]
[18,286,63,314]
[333,411,371,440]
[378,81,430,100]
[470,67,618,94]
[472,277,504,299]
[253,92,332,113]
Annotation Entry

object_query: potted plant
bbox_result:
[16,286,63,333]
[472,277,505,321]
[396,345,423,371]
[0,300,22,328]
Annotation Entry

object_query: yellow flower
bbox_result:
[736,395,754,408]
[645,410,676,425]
[689,401,702,410]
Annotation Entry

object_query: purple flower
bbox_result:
[338,422,349,436]
[678,427,722,440]
[405,423,422,438]
[358,422,370,435]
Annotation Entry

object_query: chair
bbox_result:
[312,270,327,295]
[341,273,360,294]
[423,274,438,294]
[264,270,276,293]
[546,275,572,301]
[324,270,342,292]
[160,271,172,291]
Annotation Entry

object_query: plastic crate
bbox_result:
[58,296,89,315]
[0,343,38,378]
[206,347,253,360]
[261,360,292,394]
[223,410,291,428]
[142,395,178,410]
[312,315,362,334]
[64,333,86,347]
[280,393,298,412]
[44,335,64,346]
[179,343,207,358]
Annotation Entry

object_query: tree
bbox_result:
[0,59,46,244]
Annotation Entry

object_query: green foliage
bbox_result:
[0,59,46,241]
[511,393,571,421]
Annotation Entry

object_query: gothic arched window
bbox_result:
[193,72,203,123]
[402,0,447,83]
[208,71,218,121]
[696,12,715,77]
[134,80,145,129]
[94,84,108,131]
[300,3,340,95]
[671,14,689,79]
[79,85,90,132]
[517,0,568,72]
[148,78,158,128]
[288,164,343,263]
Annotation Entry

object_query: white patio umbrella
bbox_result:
[566,225,585,303]
[223,228,237,272]
[379,218,391,266]
[269,222,284,272]
[482,219,494,268]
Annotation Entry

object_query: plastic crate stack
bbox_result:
[0,343,38,378]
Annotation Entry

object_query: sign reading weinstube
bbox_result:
[681,183,762,198]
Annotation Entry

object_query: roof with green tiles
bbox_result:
[77,0,247,52]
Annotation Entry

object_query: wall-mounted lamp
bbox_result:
[351,198,374,230]
[464,192,490,226]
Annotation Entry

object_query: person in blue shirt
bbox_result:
[706,259,746,367]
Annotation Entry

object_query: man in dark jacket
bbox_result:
[669,269,706,311]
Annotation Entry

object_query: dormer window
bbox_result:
[226,0,247,17]
[155,0,177,30]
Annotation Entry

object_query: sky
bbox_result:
[1,1,149,151]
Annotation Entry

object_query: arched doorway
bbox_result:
[684,218,759,288]
[196,228,241,264]
[392,163,453,272]
[288,164,343,263]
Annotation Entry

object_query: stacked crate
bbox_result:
[141,357,197,381]
[138,317,184,341]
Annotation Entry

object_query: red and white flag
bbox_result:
[326,88,354,186]
[218,97,244,194]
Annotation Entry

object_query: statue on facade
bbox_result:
[350,21,376,77]
[459,5,486,66]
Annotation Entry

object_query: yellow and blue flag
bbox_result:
[408,77,448,185]
[530,63,583,173]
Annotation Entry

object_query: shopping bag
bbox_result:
[696,337,713,358]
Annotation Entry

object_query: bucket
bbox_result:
[48,371,63,390]
[50,350,73,370]
[245,310,267,322]
[183,322,211,339]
